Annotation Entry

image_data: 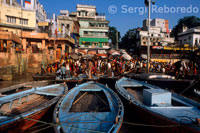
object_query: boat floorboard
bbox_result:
[126,88,143,103]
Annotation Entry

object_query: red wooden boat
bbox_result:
[0,84,67,132]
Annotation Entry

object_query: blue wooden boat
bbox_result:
[0,83,67,131]
[53,81,124,133]
[115,77,200,133]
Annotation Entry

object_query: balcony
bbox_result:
[82,34,108,38]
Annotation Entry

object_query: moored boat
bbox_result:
[115,77,200,133]
[0,83,67,131]
[124,73,193,92]
[32,74,56,81]
[194,89,200,96]
[53,81,124,133]
[0,80,49,96]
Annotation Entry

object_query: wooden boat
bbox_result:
[32,74,56,81]
[0,83,67,131]
[115,77,200,133]
[98,75,120,91]
[194,89,200,96]
[55,77,83,90]
[0,81,49,96]
[53,81,124,133]
[124,73,193,93]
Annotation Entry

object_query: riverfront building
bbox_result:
[137,18,175,48]
[178,25,200,48]
[76,4,109,49]
[0,0,36,35]
[57,10,80,47]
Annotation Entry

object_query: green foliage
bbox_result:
[171,16,200,40]
[119,28,139,53]
[108,26,121,48]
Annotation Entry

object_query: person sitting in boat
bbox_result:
[40,64,46,75]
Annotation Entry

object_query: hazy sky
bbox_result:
[38,0,200,36]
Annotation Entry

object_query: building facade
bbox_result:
[24,0,47,32]
[57,10,80,46]
[137,18,174,48]
[178,26,200,48]
[77,4,109,49]
[0,0,36,35]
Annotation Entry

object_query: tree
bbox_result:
[119,28,139,54]
[108,26,121,48]
[171,16,200,40]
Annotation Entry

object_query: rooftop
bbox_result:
[77,4,96,9]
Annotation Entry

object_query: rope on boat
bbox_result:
[122,121,181,128]
[31,125,52,133]
[20,117,107,133]
[6,113,192,133]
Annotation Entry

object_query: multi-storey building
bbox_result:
[76,4,109,49]
[178,25,200,48]
[137,18,174,48]
[57,10,80,46]
[0,0,36,35]
[24,0,47,31]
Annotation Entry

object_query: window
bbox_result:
[195,39,198,45]
[7,16,16,23]
[188,36,192,40]
[20,19,28,25]
[84,31,88,35]
[180,40,182,45]
[67,24,70,29]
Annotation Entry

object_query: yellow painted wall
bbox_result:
[0,27,22,35]
[0,3,36,34]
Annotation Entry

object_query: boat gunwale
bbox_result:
[0,81,49,94]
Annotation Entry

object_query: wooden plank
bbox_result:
[73,92,88,105]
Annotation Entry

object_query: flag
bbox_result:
[144,0,149,7]
[55,28,58,36]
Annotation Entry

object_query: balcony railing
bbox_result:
[83,34,108,38]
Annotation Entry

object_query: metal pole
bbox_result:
[116,31,118,50]
[147,0,151,73]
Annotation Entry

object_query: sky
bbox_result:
[38,0,200,36]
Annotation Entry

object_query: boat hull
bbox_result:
[53,82,124,133]
[0,106,49,132]
[32,75,56,81]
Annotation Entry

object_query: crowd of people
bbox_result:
[41,55,199,79]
